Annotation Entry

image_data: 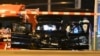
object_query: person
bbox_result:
[0,27,11,38]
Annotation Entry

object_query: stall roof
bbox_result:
[0,4,24,17]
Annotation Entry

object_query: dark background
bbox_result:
[0,0,94,12]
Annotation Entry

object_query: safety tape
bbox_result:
[20,11,94,16]
[0,11,96,16]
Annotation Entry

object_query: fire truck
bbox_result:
[0,4,93,50]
